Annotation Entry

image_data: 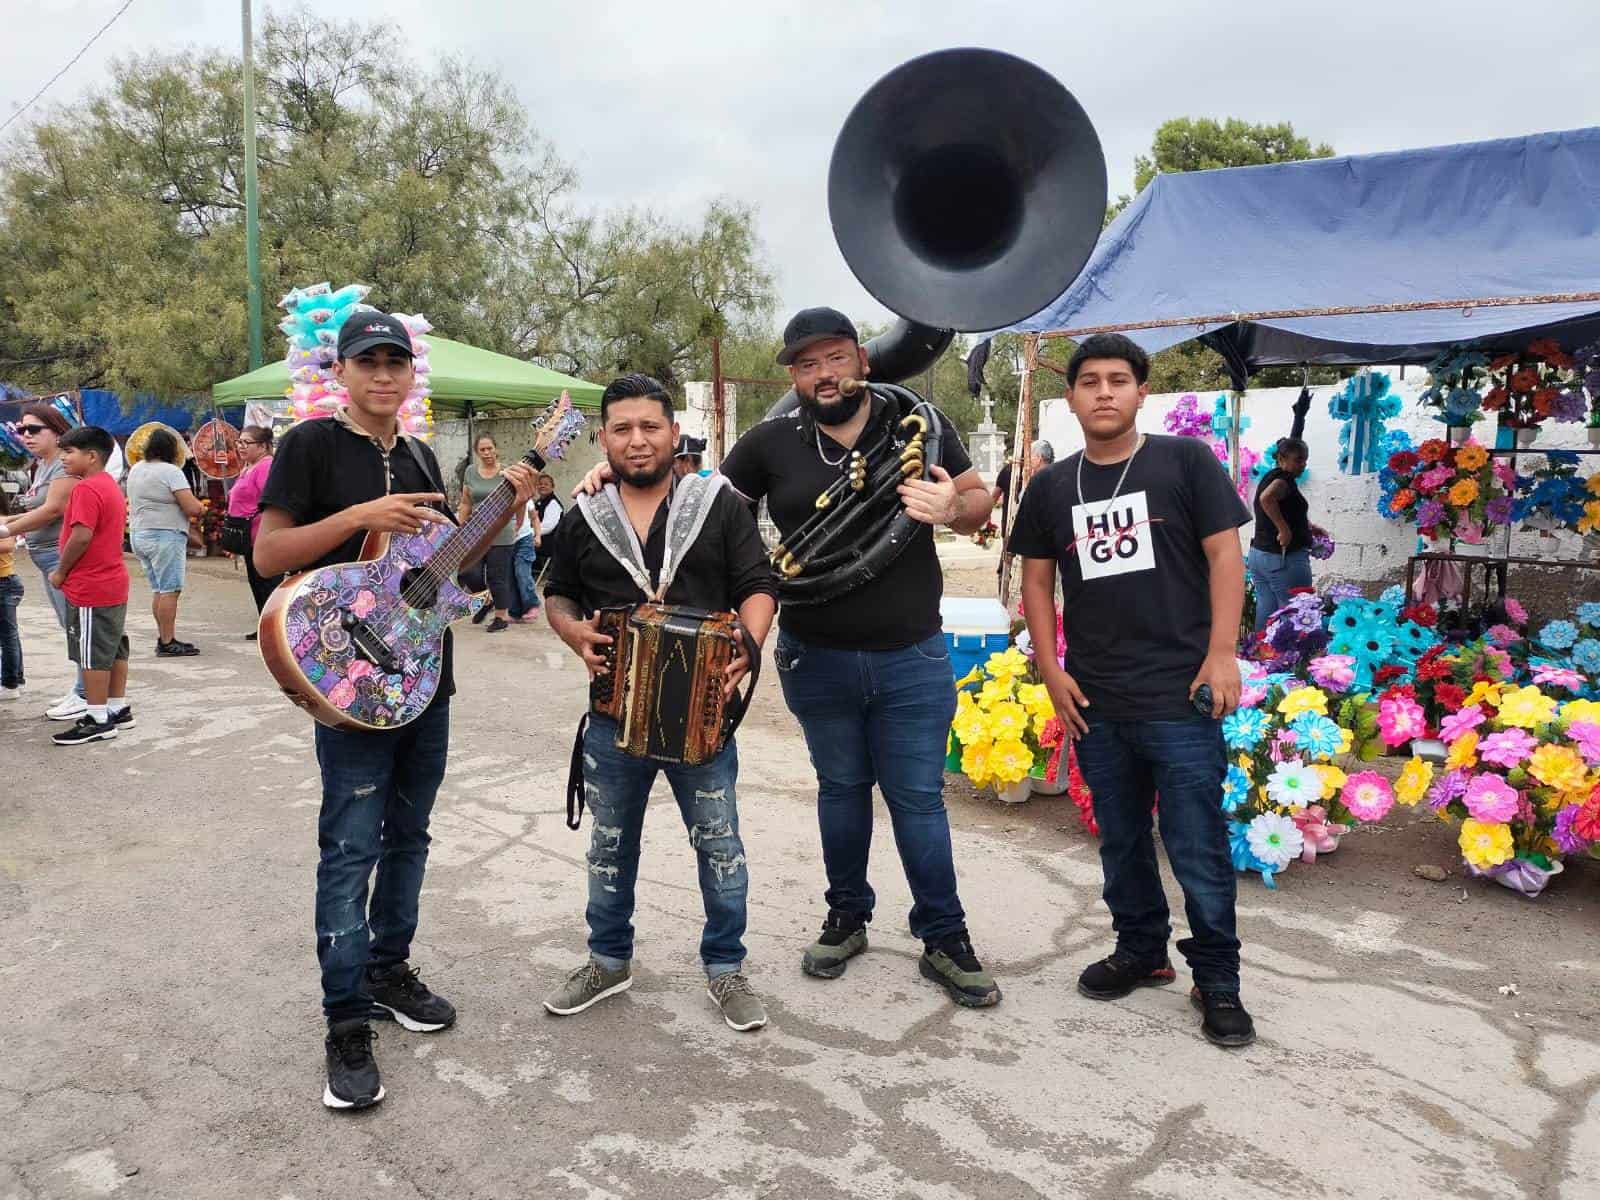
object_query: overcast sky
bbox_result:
[6,0,1600,332]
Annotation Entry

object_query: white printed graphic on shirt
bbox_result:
[1071,490,1156,581]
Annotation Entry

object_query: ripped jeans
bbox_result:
[313,699,449,1025]
[582,716,748,978]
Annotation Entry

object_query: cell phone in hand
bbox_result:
[1192,684,1215,716]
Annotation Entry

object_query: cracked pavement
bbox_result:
[4,557,1600,1199]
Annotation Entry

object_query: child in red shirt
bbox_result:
[50,426,132,745]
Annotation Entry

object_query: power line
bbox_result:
[0,0,138,137]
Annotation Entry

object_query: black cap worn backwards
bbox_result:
[776,306,860,365]
[336,310,414,360]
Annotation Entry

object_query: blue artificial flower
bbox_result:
[1289,712,1343,758]
[1380,585,1406,607]
[1228,820,1282,889]
[1329,601,1366,637]
[1578,602,1600,629]
[1573,638,1600,676]
[1223,706,1270,751]
[1393,620,1439,662]
[1540,620,1580,650]
[1221,764,1253,813]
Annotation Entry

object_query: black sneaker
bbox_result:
[919,932,1001,1008]
[1076,950,1177,1000]
[110,706,136,729]
[51,715,118,746]
[156,640,200,657]
[800,910,869,979]
[366,962,456,1032]
[323,1019,383,1110]
[486,617,509,633]
[1190,987,1256,1047]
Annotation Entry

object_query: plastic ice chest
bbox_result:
[940,596,1011,683]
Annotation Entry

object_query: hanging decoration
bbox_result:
[1328,370,1402,475]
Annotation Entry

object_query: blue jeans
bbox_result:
[28,544,84,699]
[582,716,747,977]
[510,537,540,617]
[1075,716,1240,992]
[0,575,23,688]
[1247,546,1313,631]
[130,528,188,593]
[775,629,966,943]
[313,699,450,1024]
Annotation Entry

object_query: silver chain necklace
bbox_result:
[1075,434,1146,518]
[814,425,849,468]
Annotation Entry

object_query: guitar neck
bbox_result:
[431,447,547,574]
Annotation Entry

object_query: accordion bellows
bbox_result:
[591,604,744,764]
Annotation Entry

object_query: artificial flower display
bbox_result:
[949,649,1060,793]
[1377,437,1507,542]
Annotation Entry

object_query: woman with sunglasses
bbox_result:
[0,404,88,719]
[229,425,280,636]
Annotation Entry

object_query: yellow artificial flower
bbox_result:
[1278,686,1329,720]
[978,676,1016,707]
[1445,731,1479,772]
[1459,818,1515,870]
[1314,764,1347,801]
[988,701,1029,741]
[1237,753,1255,773]
[1337,727,1354,756]
[1562,698,1600,725]
[961,740,994,786]
[1496,685,1558,730]
[1590,474,1600,497]
[1015,682,1054,716]
[988,738,1034,785]
[1032,710,1054,738]
[1454,444,1488,471]
[1464,680,1504,709]
[984,647,1030,681]
[1581,499,1600,535]
[952,703,992,747]
[1528,744,1588,792]
[1447,478,1479,507]
[954,665,984,689]
[1395,758,1434,807]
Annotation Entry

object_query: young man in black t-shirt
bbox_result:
[255,312,536,1109]
[720,308,1001,1009]
[1009,332,1257,1048]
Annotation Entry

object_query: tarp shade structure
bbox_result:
[0,389,205,436]
[1006,127,1600,387]
[211,336,605,413]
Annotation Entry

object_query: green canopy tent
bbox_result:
[212,336,604,414]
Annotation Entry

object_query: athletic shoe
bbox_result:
[486,617,509,633]
[1190,987,1256,1047]
[244,632,258,642]
[110,706,136,729]
[366,962,456,1032]
[52,715,118,746]
[919,933,1001,1008]
[706,972,768,1032]
[323,1020,383,1110]
[543,959,633,1016]
[1076,950,1178,1001]
[46,692,88,721]
[800,910,869,979]
[0,685,23,701]
[156,640,200,657]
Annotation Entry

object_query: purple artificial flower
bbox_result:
[1478,728,1538,768]
[1438,705,1486,742]
[1554,806,1592,855]
[1485,496,1514,525]
[1327,583,1363,603]
[1416,499,1447,529]
[1568,720,1600,766]
[1486,624,1520,647]
[1552,389,1588,423]
[1426,768,1469,812]
[1531,664,1586,692]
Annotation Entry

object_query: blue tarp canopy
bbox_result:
[0,390,212,437]
[1007,127,1600,386]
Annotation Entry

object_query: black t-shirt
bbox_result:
[1251,468,1311,553]
[995,462,1013,530]
[720,395,973,651]
[543,484,776,615]
[259,418,456,699]
[1007,434,1249,721]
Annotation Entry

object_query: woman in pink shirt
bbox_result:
[230,424,279,633]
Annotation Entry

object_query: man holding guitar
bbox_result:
[254,311,536,1111]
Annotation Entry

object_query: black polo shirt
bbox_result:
[720,395,972,651]
[259,417,456,699]
[542,483,776,615]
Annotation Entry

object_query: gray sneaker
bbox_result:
[706,972,768,1032]
[919,934,1001,1008]
[543,959,632,1016]
[801,911,868,979]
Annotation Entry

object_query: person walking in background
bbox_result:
[126,429,203,656]
[230,424,280,636]
[0,489,24,701]
[1246,437,1323,631]
[993,439,1054,570]
[2,403,86,719]
[507,491,542,624]
[459,432,519,633]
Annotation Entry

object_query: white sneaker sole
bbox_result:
[322,1083,385,1110]
[543,975,632,1016]
[707,987,768,1032]
[371,1002,451,1033]
[47,706,88,721]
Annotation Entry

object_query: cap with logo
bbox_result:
[776,307,860,365]
[337,310,415,360]
[674,434,707,460]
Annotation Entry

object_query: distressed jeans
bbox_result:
[582,716,748,977]
[775,629,967,943]
[1075,715,1241,992]
[313,699,450,1024]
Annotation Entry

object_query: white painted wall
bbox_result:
[1037,373,1596,584]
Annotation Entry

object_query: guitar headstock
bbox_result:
[526,391,588,466]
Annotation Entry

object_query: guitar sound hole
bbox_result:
[399,567,441,610]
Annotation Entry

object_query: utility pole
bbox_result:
[242,0,263,369]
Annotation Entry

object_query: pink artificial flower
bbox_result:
[1478,728,1538,768]
[1486,648,1514,679]
[1341,771,1396,822]
[1438,705,1486,742]
[1462,773,1520,823]
[1485,624,1520,647]
[1309,654,1357,692]
[1455,519,1485,545]
[1503,597,1528,624]
[1531,664,1586,692]
[1418,466,1455,491]
[1494,463,1517,490]
[1240,682,1268,708]
[1569,721,1600,766]
[1378,695,1428,747]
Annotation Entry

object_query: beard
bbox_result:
[798,378,865,427]
[607,451,672,488]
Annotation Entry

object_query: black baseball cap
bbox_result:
[776,307,860,365]
[674,434,707,459]
[337,310,414,360]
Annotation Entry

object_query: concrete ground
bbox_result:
[4,548,1600,1200]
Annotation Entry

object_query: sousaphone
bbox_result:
[767,48,1106,604]
[125,421,190,469]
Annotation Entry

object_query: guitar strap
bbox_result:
[399,435,455,521]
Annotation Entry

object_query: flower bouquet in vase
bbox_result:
[1482,338,1579,448]
[1418,346,1488,445]
[1378,438,1508,551]
[1533,606,1600,688]
[949,647,1060,804]
[1513,451,1593,538]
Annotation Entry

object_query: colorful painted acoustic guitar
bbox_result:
[259,396,586,731]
